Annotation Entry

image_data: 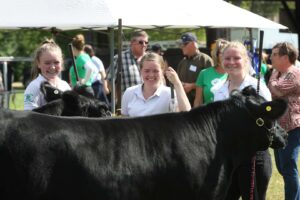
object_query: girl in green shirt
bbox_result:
[194,39,229,106]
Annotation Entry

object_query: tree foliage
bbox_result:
[0,30,52,81]
[229,0,282,18]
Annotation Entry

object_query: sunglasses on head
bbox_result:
[137,40,149,45]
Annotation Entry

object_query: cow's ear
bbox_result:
[245,97,260,111]
[260,99,287,120]
[41,81,63,102]
[230,89,243,98]
[241,86,257,97]
[245,98,287,120]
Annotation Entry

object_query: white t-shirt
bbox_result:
[121,84,177,117]
[24,74,71,110]
[212,75,272,102]
[91,56,105,82]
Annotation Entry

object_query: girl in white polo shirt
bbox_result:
[24,39,71,110]
[121,52,191,117]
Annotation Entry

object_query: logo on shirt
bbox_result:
[211,78,222,86]
[24,94,34,103]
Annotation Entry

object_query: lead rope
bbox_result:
[249,30,264,200]
[169,83,176,112]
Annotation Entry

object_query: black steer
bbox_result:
[33,82,111,117]
[40,81,95,102]
[0,86,287,200]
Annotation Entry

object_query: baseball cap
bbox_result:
[151,43,162,52]
[177,32,197,44]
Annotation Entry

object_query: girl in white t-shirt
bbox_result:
[24,39,71,110]
[121,52,191,117]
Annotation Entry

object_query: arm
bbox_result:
[165,67,191,111]
[268,69,299,98]
[100,70,110,94]
[82,61,95,85]
[194,86,203,107]
[182,82,196,94]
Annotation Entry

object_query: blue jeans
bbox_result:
[274,127,300,200]
[92,80,110,105]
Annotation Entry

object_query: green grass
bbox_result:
[2,90,293,199]
[9,90,24,110]
[267,150,284,200]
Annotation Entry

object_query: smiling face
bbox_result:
[140,60,163,87]
[38,50,62,80]
[222,43,249,78]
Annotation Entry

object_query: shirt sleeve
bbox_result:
[195,70,205,87]
[98,59,105,72]
[258,81,272,101]
[106,55,118,82]
[121,89,130,116]
[24,84,42,110]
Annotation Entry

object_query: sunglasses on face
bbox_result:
[137,40,149,45]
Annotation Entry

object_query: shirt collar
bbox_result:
[134,84,164,100]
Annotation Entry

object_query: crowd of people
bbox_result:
[21,30,300,200]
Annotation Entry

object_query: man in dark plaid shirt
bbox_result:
[107,30,149,94]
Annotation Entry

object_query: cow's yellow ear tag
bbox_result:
[266,106,272,112]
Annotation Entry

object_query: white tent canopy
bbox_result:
[0,0,116,30]
[107,0,287,30]
[0,0,287,30]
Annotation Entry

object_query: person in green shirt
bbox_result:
[69,34,97,96]
[194,39,229,107]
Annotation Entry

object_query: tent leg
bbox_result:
[108,27,115,114]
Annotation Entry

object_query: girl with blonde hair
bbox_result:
[213,41,272,200]
[24,39,71,110]
[194,39,229,106]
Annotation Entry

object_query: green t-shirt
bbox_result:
[195,67,228,104]
[69,53,95,86]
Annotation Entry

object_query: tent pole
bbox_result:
[3,61,8,91]
[108,27,115,114]
[115,19,122,115]
[3,61,9,108]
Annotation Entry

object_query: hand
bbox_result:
[271,81,277,87]
[165,67,180,86]
[80,78,86,85]
[182,82,194,93]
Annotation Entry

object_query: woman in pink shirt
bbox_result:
[268,42,300,200]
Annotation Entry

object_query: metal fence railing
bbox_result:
[0,90,24,110]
